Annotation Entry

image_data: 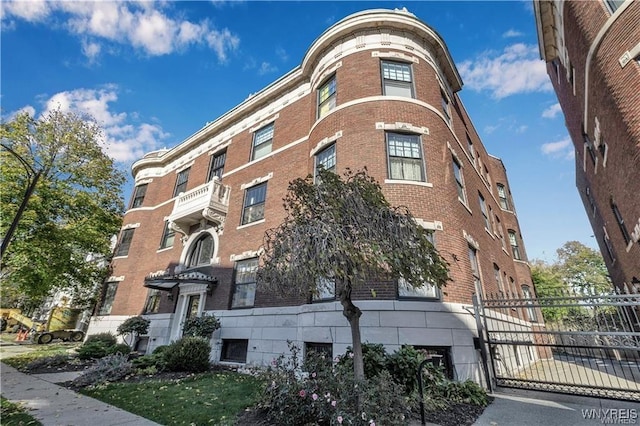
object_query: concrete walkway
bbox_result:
[474,387,640,426]
[1,362,160,426]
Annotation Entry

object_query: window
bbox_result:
[306,342,333,358]
[159,221,175,249]
[185,295,200,319]
[497,184,510,210]
[315,143,336,176]
[479,193,490,230]
[584,133,596,166]
[605,0,625,13]
[221,339,248,363]
[493,264,504,294]
[252,123,274,161]
[599,142,608,167]
[232,258,258,308]
[318,76,336,118]
[611,201,631,244]
[242,183,267,225]
[441,90,451,123]
[207,150,226,181]
[452,157,466,203]
[98,281,118,315]
[508,230,521,260]
[603,227,615,261]
[381,61,413,98]
[313,277,336,301]
[173,168,190,197]
[143,289,161,314]
[187,233,214,267]
[496,216,506,250]
[468,245,482,296]
[130,184,147,209]
[399,232,438,299]
[521,285,538,323]
[398,277,439,299]
[466,134,476,167]
[115,228,135,257]
[586,187,596,217]
[386,132,425,182]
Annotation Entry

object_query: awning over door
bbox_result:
[144,270,217,291]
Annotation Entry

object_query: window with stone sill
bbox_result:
[252,123,274,161]
[98,281,118,315]
[381,60,414,98]
[452,156,466,204]
[242,182,267,225]
[318,75,337,119]
[508,230,521,260]
[207,150,226,182]
[231,258,258,308]
[479,192,490,230]
[130,184,147,209]
[115,228,135,257]
[313,277,336,302]
[159,221,175,249]
[143,289,161,314]
[315,143,336,180]
[173,167,190,197]
[497,184,510,210]
[386,132,425,182]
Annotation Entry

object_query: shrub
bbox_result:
[77,341,111,360]
[116,316,150,347]
[24,354,75,372]
[163,337,211,373]
[386,345,428,394]
[337,342,388,379]
[109,343,132,356]
[131,352,167,372]
[84,332,117,347]
[71,353,133,388]
[258,341,411,426]
[182,313,220,338]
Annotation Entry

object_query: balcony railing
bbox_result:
[168,179,230,234]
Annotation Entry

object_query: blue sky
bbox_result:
[0,0,599,262]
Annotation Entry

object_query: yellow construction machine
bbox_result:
[0,307,85,344]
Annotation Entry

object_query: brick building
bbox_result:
[534,0,640,290]
[88,8,537,382]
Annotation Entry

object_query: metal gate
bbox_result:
[473,291,640,402]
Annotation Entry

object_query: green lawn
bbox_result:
[1,341,80,370]
[81,371,264,425]
[0,397,43,426]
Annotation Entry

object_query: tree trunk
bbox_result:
[339,282,364,381]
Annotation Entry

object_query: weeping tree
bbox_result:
[257,168,449,382]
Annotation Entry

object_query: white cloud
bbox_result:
[275,47,289,62]
[81,39,101,63]
[2,1,239,61]
[258,62,278,75]
[38,86,169,163]
[541,136,574,160]
[1,0,51,22]
[484,124,500,134]
[458,43,552,99]
[542,103,562,119]
[502,29,523,38]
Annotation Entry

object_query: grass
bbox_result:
[0,397,43,426]
[1,341,81,370]
[81,371,264,425]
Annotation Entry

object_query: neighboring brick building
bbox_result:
[88,8,537,382]
[534,0,640,290]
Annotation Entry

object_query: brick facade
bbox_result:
[534,0,640,290]
[88,8,537,381]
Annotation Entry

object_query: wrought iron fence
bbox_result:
[474,289,640,402]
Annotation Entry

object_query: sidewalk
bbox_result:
[0,362,160,426]
[473,387,640,426]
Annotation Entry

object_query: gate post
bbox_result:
[473,294,494,393]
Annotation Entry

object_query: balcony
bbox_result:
[168,179,230,235]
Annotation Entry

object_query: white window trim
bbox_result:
[311,61,342,92]
[376,122,429,135]
[414,218,443,231]
[175,162,194,174]
[463,230,479,250]
[384,179,433,188]
[236,218,266,230]
[371,51,420,64]
[179,229,220,269]
[208,140,232,156]
[230,249,263,262]
[248,114,279,134]
[121,223,141,230]
[310,131,343,156]
[106,276,125,282]
[240,172,273,190]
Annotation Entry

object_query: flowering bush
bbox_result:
[182,313,221,338]
[257,342,410,426]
